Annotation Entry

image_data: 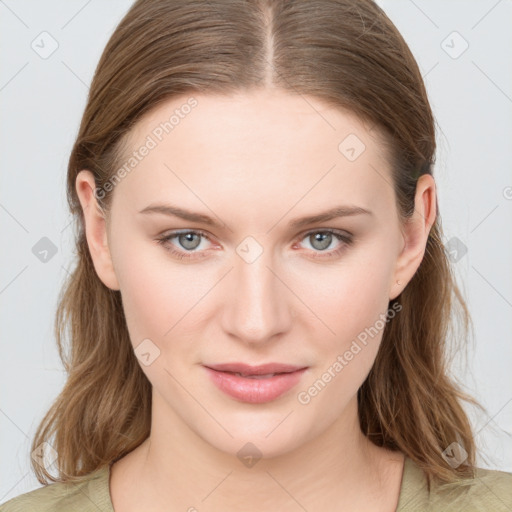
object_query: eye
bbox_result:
[156,228,354,261]
[296,229,354,259]
[156,230,213,260]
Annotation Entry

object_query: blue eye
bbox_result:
[156,230,212,260]
[297,229,353,259]
[156,228,353,261]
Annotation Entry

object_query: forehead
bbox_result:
[113,89,395,220]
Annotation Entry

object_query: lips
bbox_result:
[203,362,308,403]
[204,362,306,376]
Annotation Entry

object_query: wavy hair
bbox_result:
[31,0,486,492]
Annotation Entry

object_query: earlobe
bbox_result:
[75,170,120,291]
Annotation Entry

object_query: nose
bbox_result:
[219,243,293,345]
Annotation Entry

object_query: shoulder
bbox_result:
[431,465,512,511]
[398,456,512,512]
[0,466,113,512]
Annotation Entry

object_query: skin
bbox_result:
[76,88,436,511]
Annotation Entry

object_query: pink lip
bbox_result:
[203,363,308,404]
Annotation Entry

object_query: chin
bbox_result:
[195,415,309,463]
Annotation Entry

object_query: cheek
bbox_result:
[110,232,183,345]
[113,249,209,398]
[293,252,392,344]
[112,235,219,366]
[295,261,393,419]
[294,244,394,392]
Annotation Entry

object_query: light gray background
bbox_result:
[1,0,511,502]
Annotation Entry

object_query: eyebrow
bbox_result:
[138,203,373,229]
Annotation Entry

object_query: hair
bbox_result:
[31,0,487,492]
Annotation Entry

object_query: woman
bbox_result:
[2,0,511,510]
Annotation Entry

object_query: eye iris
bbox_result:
[310,232,332,251]
[179,232,201,250]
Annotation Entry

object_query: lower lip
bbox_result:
[203,366,307,404]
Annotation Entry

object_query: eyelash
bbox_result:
[156,229,354,261]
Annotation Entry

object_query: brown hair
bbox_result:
[31,0,486,491]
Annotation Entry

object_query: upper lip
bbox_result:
[204,362,307,376]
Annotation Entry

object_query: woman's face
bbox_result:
[79,89,433,459]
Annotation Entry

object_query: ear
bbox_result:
[389,174,437,301]
[75,170,120,291]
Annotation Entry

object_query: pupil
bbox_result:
[312,232,331,250]
[180,233,200,250]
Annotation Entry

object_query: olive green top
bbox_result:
[1,455,511,511]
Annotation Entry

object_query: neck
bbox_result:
[113,391,404,512]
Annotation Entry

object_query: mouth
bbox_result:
[203,362,308,403]
[219,372,284,379]
[204,362,307,376]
